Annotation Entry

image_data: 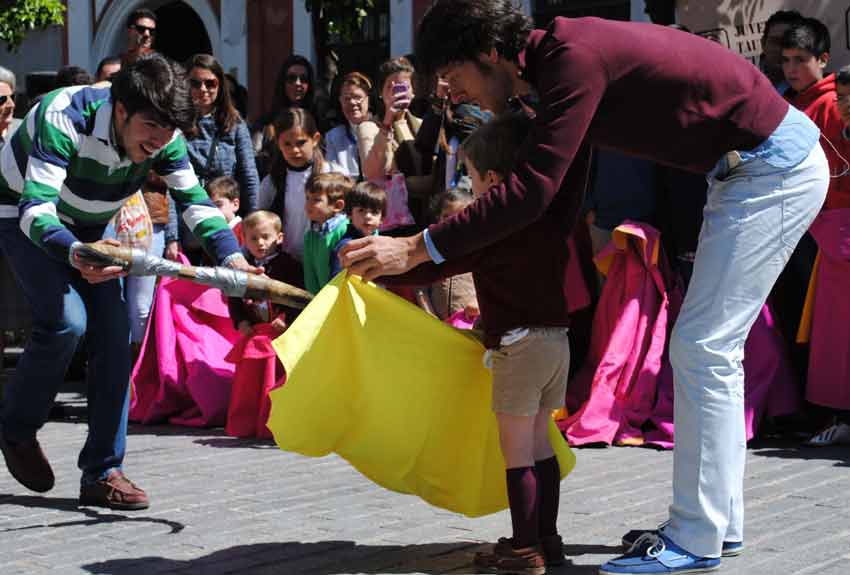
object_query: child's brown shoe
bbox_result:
[484,535,564,566]
[473,541,546,575]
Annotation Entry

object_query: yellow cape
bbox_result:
[268,273,576,517]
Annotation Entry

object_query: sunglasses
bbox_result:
[286,74,308,85]
[132,23,156,35]
[0,95,10,106]
[190,78,219,90]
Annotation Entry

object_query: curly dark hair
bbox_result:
[415,0,532,78]
[110,53,196,134]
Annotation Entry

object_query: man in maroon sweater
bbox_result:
[340,2,829,574]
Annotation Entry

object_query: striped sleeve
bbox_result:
[18,90,84,261]
[154,134,239,264]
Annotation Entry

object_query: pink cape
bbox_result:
[224,323,286,439]
[559,222,671,446]
[805,208,850,409]
[130,264,239,427]
[644,303,799,448]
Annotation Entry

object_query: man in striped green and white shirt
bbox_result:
[0,55,253,510]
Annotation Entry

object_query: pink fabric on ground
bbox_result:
[805,208,850,409]
[224,323,286,439]
[559,222,670,446]
[645,303,799,448]
[130,257,239,427]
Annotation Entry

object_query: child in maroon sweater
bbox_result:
[382,112,585,574]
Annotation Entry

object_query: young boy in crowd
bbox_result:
[421,186,480,323]
[228,210,303,336]
[303,173,353,294]
[381,112,586,574]
[782,17,850,209]
[331,181,387,276]
[207,176,244,245]
[783,26,850,447]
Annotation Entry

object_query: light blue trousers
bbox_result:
[663,143,829,558]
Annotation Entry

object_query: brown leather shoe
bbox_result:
[474,542,546,575]
[486,535,564,566]
[79,470,149,510]
[0,435,55,493]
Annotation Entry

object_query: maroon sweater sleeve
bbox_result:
[428,35,607,260]
[379,245,484,287]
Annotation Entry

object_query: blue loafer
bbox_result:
[600,533,721,574]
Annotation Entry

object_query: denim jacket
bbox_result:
[185,114,259,213]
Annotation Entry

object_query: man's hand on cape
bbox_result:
[338,232,430,282]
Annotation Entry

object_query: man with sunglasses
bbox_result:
[0,54,257,511]
[122,8,157,66]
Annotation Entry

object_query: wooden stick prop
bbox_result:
[74,243,313,309]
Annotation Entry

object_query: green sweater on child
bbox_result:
[303,214,350,294]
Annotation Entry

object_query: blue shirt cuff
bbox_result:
[423,228,446,264]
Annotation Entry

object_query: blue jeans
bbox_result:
[0,219,131,485]
[662,144,829,557]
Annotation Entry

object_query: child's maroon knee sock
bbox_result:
[506,466,539,549]
[535,456,560,537]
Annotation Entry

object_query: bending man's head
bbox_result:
[415,0,532,113]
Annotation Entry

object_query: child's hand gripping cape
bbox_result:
[268,273,575,517]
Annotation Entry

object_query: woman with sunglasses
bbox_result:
[0,66,18,147]
[252,55,318,177]
[0,65,25,359]
[185,54,259,213]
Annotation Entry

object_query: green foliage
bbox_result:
[0,0,66,53]
[304,0,375,44]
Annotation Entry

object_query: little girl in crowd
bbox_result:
[258,107,326,265]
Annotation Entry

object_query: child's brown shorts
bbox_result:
[489,327,570,417]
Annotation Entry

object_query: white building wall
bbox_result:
[219,0,249,85]
[66,0,93,71]
[293,1,315,66]
[631,0,649,22]
[0,28,64,97]
[389,0,413,57]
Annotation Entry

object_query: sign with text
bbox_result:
[677,1,850,70]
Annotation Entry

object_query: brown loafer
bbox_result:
[79,470,149,510]
[485,535,564,566]
[0,435,55,493]
[474,541,546,575]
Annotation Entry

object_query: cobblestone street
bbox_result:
[1,384,850,575]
